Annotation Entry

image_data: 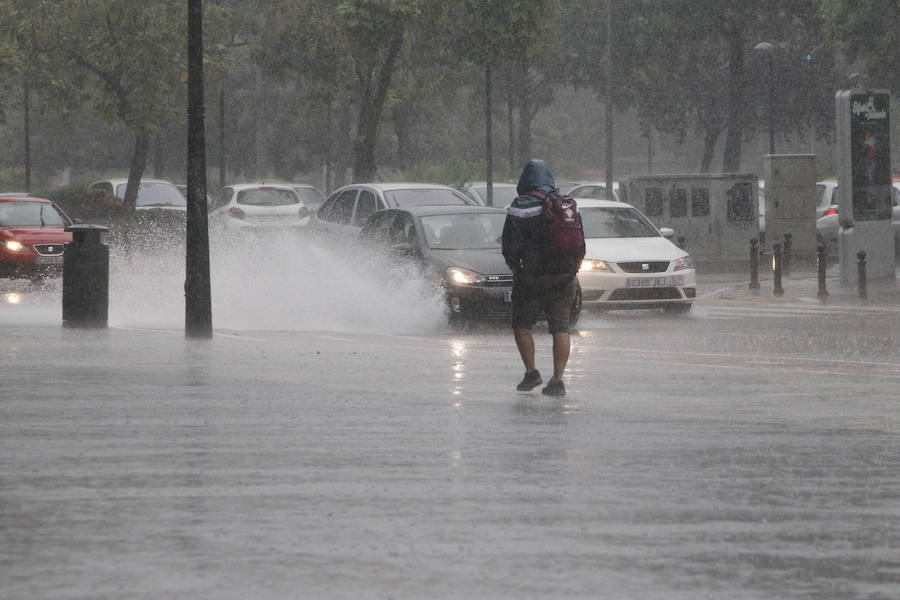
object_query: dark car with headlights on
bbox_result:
[360,205,582,325]
[0,195,73,280]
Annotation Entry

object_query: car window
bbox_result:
[0,201,69,227]
[354,191,379,226]
[293,186,326,206]
[383,188,472,207]
[236,187,298,206]
[390,214,417,245]
[362,211,397,244]
[580,206,659,238]
[115,182,187,207]
[92,182,115,196]
[421,213,506,249]
[472,185,518,206]
[328,189,357,224]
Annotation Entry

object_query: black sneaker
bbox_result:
[516,369,543,391]
[542,378,566,397]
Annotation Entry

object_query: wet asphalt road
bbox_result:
[2,289,900,599]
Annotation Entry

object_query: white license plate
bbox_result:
[626,275,683,288]
[36,255,63,265]
[502,289,513,303]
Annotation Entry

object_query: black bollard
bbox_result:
[816,243,828,298]
[783,232,792,276]
[749,238,760,290]
[857,250,867,300]
[62,224,109,328]
[773,241,784,297]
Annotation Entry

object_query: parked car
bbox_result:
[88,178,187,210]
[576,199,695,313]
[815,181,900,257]
[290,184,327,212]
[209,183,311,231]
[0,195,73,280]
[568,182,620,202]
[359,204,581,325]
[816,180,839,219]
[312,183,477,240]
[460,182,519,207]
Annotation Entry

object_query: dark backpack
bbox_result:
[530,190,585,269]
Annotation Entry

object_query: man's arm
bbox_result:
[501,215,522,273]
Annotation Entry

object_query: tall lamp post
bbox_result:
[754,42,775,154]
[605,0,614,201]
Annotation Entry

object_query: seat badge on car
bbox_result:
[642,263,650,271]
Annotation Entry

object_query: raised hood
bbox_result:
[583,236,687,263]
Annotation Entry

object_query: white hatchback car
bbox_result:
[209,183,310,230]
[576,199,696,313]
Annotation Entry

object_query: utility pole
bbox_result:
[23,77,31,193]
[605,0,614,201]
[185,0,212,338]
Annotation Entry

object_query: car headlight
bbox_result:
[579,259,613,273]
[446,267,485,285]
[672,256,694,271]
[2,240,24,252]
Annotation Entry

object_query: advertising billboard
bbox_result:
[848,92,892,222]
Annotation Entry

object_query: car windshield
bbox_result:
[116,182,187,207]
[293,187,325,206]
[0,201,69,227]
[471,185,518,206]
[384,188,471,207]
[237,188,299,206]
[580,206,660,238]
[421,213,507,250]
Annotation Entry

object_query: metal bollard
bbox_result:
[857,250,867,300]
[749,238,760,290]
[816,243,828,298]
[62,224,109,328]
[772,241,784,297]
[782,232,792,276]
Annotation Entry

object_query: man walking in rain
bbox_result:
[501,160,584,397]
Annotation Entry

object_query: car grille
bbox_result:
[608,287,681,301]
[33,244,65,256]
[482,274,513,287]
[617,261,670,273]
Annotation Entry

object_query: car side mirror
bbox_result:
[390,242,416,256]
[659,227,675,238]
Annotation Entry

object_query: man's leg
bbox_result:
[514,328,536,371]
[550,332,570,380]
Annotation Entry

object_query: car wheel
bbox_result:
[663,302,692,315]
[569,282,583,326]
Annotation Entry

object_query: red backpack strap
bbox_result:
[527,190,548,201]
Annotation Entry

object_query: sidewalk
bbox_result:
[695,264,900,309]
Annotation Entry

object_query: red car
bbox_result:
[0,195,73,280]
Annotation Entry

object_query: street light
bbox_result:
[754,42,775,155]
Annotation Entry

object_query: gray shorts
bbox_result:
[511,274,576,334]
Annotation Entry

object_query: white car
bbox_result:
[311,182,476,240]
[568,182,620,202]
[209,183,310,230]
[576,199,696,313]
[461,182,519,207]
[88,178,186,210]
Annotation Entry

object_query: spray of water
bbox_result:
[1,228,448,334]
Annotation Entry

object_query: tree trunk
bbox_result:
[153,134,165,179]
[699,126,721,173]
[23,77,31,193]
[485,63,493,206]
[721,24,745,173]
[353,25,405,183]
[507,89,516,173]
[517,81,532,162]
[123,129,150,211]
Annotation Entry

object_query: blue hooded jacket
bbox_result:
[502,160,582,278]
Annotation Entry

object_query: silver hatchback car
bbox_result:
[311,183,477,240]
